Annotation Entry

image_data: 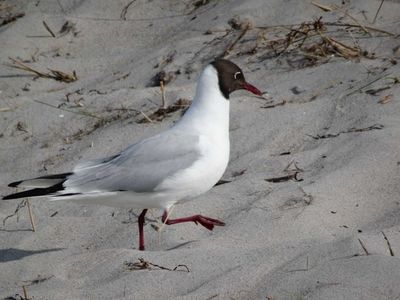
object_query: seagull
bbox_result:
[2,58,262,250]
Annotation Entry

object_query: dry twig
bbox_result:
[345,73,390,97]
[42,20,56,37]
[378,94,393,104]
[265,160,304,183]
[160,80,166,109]
[120,0,136,20]
[373,0,385,24]
[318,32,363,59]
[8,57,77,83]
[140,111,153,123]
[382,231,395,256]
[22,286,28,299]
[358,238,369,255]
[311,1,333,12]
[26,200,36,232]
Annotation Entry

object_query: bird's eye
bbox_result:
[234,72,241,80]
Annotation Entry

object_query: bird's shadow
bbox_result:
[166,240,196,251]
[0,248,64,263]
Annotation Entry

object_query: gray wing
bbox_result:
[64,130,201,193]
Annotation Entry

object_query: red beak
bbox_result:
[243,82,262,96]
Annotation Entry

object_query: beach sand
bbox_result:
[1,0,400,299]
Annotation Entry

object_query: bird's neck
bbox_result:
[175,67,230,136]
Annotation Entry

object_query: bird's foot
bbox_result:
[162,213,225,231]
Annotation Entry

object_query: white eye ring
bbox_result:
[234,71,241,79]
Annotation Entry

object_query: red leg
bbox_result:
[162,211,225,231]
[138,209,148,251]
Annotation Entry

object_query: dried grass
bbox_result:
[8,57,77,83]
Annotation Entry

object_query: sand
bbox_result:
[1,0,400,299]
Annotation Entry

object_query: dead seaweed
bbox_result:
[124,258,190,272]
[188,0,211,14]
[4,289,31,300]
[220,14,392,70]
[0,12,25,27]
[307,124,384,140]
[2,199,27,226]
[58,21,79,37]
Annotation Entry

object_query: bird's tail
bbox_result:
[2,173,72,200]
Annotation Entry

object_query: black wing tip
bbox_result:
[8,180,23,188]
[2,182,65,201]
[3,194,18,200]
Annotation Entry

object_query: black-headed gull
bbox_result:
[3,58,262,250]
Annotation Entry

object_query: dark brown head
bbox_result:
[211,58,262,99]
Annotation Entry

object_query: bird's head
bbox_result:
[211,58,262,99]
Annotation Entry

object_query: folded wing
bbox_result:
[64,130,201,194]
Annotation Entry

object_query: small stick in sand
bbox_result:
[22,285,29,299]
[373,0,385,24]
[378,94,393,104]
[311,1,333,12]
[26,199,36,232]
[357,238,369,255]
[120,0,136,20]
[382,231,394,256]
[140,111,153,123]
[265,172,303,183]
[42,20,56,37]
[160,80,166,109]
[344,73,390,97]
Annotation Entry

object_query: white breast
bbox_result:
[153,65,231,208]
[154,133,229,202]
